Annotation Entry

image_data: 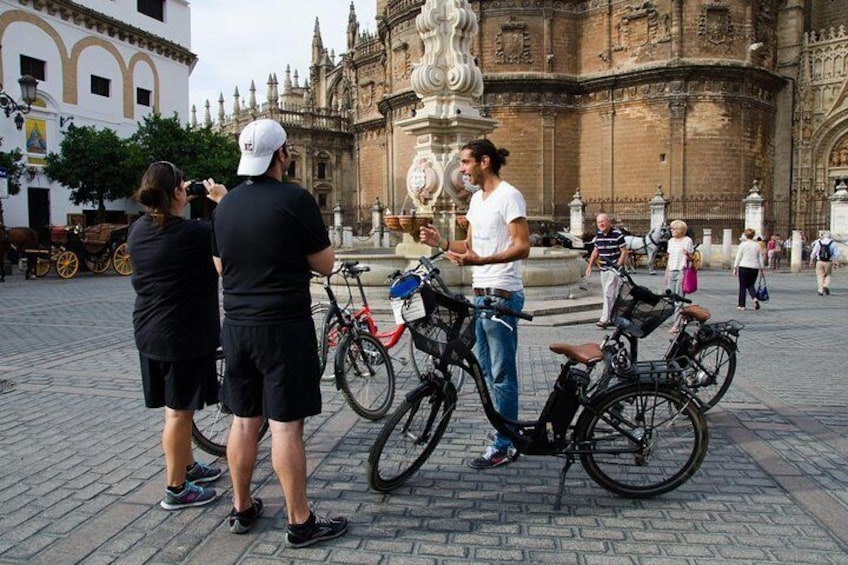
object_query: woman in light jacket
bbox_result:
[732,228,764,310]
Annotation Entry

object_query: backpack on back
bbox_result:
[818,240,833,262]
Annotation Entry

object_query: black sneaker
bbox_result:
[824,287,831,295]
[286,511,348,548]
[468,446,516,469]
[228,498,264,534]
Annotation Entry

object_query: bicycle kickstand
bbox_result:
[554,454,575,511]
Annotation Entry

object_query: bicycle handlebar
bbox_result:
[484,299,534,321]
[618,268,692,304]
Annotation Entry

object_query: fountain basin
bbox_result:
[319,247,587,288]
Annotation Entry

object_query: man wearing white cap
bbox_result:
[212,119,347,547]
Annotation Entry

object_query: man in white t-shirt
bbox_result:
[420,139,531,469]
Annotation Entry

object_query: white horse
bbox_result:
[623,224,671,275]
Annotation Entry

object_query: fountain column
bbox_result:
[389,0,497,259]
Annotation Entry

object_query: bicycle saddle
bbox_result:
[680,305,711,323]
[549,342,603,364]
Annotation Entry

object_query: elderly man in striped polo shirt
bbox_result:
[584,213,629,328]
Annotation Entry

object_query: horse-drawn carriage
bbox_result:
[41,223,133,279]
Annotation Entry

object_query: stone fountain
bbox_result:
[341,0,585,289]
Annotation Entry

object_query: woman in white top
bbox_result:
[733,228,764,310]
[665,220,695,332]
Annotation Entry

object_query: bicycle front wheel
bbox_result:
[367,382,456,492]
[192,350,269,457]
[575,383,708,498]
[336,333,395,420]
[685,339,736,411]
[312,303,343,375]
[407,336,468,392]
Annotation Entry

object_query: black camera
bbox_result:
[186,180,207,197]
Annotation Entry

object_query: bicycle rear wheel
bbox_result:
[312,303,342,375]
[575,383,708,498]
[336,333,395,420]
[192,350,269,457]
[368,382,456,492]
[684,339,736,411]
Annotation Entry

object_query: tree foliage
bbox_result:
[40,114,240,223]
[130,114,240,188]
[0,146,26,197]
[43,125,140,221]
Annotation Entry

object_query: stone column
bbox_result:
[744,180,765,237]
[830,179,848,244]
[649,185,669,229]
[791,229,804,273]
[722,228,733,269]
[702,228,712,269]
[569,189,585,238]
[370,198,384,248]
[333,202,343,247]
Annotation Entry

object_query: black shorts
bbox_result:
[140,353,218,410]
[221,318,321,422]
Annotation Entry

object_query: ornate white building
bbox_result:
[0,0,195,230]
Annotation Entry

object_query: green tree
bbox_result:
[43,125,139,223]
[131,113,239,188]
[0,145,26,226]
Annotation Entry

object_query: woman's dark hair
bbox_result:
[461,139,510,175]
[134,161,183,228]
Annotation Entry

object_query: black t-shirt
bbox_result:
[128,215,220,361]
[212,176,331,324]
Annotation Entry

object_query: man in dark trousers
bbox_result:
[212,119,347,547]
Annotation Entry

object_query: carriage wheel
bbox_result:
[56,251,80,279]
[85,254,111,274]
[112,243,133,276]
[35,258,51,278]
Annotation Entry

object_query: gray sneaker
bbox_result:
[186,461,222,484]
[160,481,218,510]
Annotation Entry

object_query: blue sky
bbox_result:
[189,1,377,117]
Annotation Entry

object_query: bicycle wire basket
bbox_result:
[612,278,675,338]
[404,284,476,367]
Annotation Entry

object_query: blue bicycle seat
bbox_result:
[389,274,422,299]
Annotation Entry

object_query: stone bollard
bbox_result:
[702,228,712,269]
[722,228,733,269]
[342,226,353,248]
[791,229,803,273]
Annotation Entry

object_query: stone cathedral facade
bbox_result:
[202,1,848,238]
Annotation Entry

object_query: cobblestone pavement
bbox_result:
[0,265,847,564]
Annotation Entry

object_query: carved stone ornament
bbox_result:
[613,0,671,53]
[495,17,533,65]
[407,157,440,207]
[829,136,848,167]
[698,3,735,46]
[409,0,484,99]
[393,42,411,81]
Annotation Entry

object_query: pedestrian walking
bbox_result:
[810,230,840,296]
[733,228,764,310]
[584,213,629,328]
[212,119,347,547]
[419,139,531,470]
[127,161,228,511]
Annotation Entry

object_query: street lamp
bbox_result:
[0,74,39,130]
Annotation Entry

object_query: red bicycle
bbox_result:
[312,261,470,391]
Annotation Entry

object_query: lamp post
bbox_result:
[0,75,39,130]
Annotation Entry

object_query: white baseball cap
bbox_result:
[237,119,287,176]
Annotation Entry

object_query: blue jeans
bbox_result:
[474,291,525,452]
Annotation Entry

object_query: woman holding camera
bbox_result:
[128,161,227,510]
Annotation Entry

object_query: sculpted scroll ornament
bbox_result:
[410,0,484,99]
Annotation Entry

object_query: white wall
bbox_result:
[0,0,193,228]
